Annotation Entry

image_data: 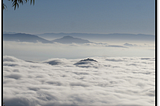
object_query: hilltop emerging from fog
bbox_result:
[3,56,155,106]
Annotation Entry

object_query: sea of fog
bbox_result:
[3,56,155,106]
[3,41,155,61]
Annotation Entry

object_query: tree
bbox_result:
[3,0,35,10]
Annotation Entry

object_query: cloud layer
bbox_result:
[3,41,155,61]
[3,56,155,106]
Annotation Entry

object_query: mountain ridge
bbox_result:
[52,36,91,44]
[3,33,91,44]
[3,33,52,43]
[38,32,155,41]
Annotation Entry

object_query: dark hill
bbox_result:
[38,33,155,42]
[74,58,98,65]
[52,36,91,44]
[74,58,98,68]
[3,33,52,43]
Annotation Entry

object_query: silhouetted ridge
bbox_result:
[74,58,98,68]
[3,33,52,43]
[52,36,90,44]
[79,58,98,62]
[38,33,155,41]
[44,60,62,65]
[62,36,74,39]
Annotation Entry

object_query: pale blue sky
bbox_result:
[3,0,155,35]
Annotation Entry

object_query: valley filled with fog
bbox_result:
[3,0,155,105]
[3,33,155,106]
[3,33,155,61]
[3,56,155,106]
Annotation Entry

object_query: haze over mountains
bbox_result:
[38,32,155,42]
[3,33,52,43]
[52,36,90,44]
[3,32,155,44]
[3,33,91,44]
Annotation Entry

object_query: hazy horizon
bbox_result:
[3,0,155,106]
[3,32,155,61]
[3,31,156,35]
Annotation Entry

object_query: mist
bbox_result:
[3,41,155,61]
[3,56,155,106]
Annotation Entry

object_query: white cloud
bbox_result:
[124,43,137,46]
[3,56,155,106]
[3,41,155,61]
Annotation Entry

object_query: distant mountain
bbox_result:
[3,33,91,44]
[3,33,52,43]
[38,33,155,42]
[52,36,91,44]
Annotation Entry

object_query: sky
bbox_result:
[3,0,155,35]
